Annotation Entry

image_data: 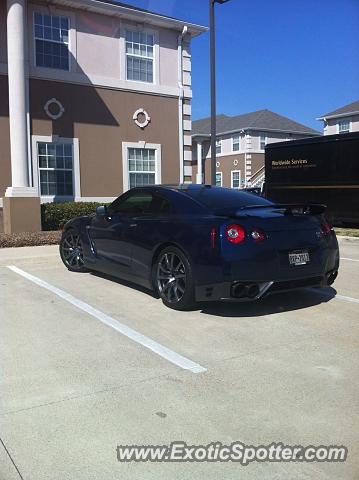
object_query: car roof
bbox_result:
[154,184,214,193]
[128,184,213,194]
[125,185,272,214]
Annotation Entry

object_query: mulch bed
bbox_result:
[334,228,359,238]
[0,231,62,248]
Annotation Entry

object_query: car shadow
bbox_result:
[89,271,159,299]
[198,287,337,318]
[89,271,337,318]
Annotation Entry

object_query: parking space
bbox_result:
[1,238,359,479]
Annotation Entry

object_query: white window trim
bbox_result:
[216,171,223,187]
[232,135,241,152]
[337,119,351,134]
[31,7,76,73]
[122,141,162,192]
[120,23,159,86]
[215,139,222,155]
[31,135,81,202]
[231,170,241,189]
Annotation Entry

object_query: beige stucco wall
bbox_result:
[324,115,359,135]
[31,1,180,91]
[0,0,184,95]
[75,10,123,79]
[159,27,181,88]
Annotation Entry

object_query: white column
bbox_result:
[196,141,203,184]
[6,0,36,197]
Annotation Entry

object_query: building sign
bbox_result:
[271,158,316,170]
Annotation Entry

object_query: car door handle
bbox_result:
[129,223,137,227]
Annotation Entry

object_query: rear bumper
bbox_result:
[195,269,338,302]
[195,232,339,302]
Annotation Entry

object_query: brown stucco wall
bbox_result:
[192,152,246,188]
[30,79,180,197]
[1,76,180,200]
[0,75,11,199]
[192,146,265,187]
[250,153,265,176]
[215,154,246,188]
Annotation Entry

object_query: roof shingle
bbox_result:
[320,100,359,118]
[192,109,320,136]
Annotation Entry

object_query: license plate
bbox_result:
[289,251,310,266]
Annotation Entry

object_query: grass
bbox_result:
[0,231,62,248]
[334,227,359,238]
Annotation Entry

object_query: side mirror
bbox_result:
[96,205,108,216]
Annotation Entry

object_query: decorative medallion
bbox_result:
[133,108,151,128]
[216,161,220,168]
[233,159,238,166]
[44,98,65,120]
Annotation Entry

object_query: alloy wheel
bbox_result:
[157,252,187,303]
[61,233,85,269]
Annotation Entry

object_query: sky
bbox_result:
[118,0,359,131]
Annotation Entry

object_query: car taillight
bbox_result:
[321,221,332,236]
[225,224,245,244]
[250,228,265,243]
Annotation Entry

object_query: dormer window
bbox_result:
[232,135,240,152]
[338,119,350,134]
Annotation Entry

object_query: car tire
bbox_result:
[154,246,195,311]
[59,229,89,273]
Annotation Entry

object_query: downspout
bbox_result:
[177,25,187,184]
[25,0,33,188]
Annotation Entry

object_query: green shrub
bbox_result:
[41,202,109,231]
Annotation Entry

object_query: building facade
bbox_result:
[192,110,320,189]
[0,0,205,232]
[317,100,359,135]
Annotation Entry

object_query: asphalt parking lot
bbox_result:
[1,238,358,480]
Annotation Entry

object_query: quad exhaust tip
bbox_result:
[231,282,265,299]
[247,284,260,298]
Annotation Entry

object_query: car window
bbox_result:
[108,191,170,216]
[186,187,273,214]
[149,193,171,214]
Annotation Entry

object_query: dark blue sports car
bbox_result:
[60,185,339,310]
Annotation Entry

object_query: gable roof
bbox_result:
[192,109,320,137]
[318,100,359,119]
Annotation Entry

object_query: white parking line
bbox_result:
[308,288,359,305]
[334,294,359,305]
[341,257,359,263]
[7,266,206,374]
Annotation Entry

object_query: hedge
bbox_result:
[41,201,109,231]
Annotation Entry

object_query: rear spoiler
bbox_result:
[238,204,327,215]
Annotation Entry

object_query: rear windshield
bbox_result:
[186,187,273,214]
